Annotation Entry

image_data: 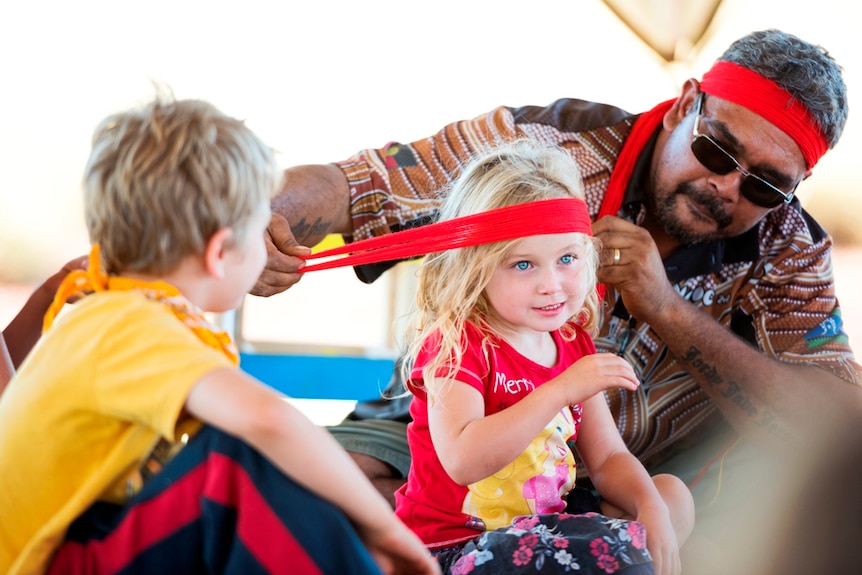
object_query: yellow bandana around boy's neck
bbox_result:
[43,244,239,364]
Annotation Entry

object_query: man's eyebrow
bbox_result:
[705,116,799,188]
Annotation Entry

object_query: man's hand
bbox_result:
[41,254,89,304]
[593,215,679,321]
[250,213,312,297]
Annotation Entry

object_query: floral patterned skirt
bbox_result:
[433,512,654,575]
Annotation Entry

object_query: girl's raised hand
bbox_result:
[555,353,639,405]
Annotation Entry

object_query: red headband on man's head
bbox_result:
[700,61,828,169]
[298,197,593,273]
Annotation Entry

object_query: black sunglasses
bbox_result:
[691,94,797,209]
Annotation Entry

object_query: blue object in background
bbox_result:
[239,352,394,401]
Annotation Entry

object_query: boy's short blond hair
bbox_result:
[84,94,277,275]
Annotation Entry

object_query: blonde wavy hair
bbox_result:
[402,140,601,400]
[83,91,277,275]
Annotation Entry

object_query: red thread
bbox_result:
[599,99,675,221]
[298,197,592,273]
[701,61,828,168]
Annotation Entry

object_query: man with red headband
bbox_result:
[254,29,860,567]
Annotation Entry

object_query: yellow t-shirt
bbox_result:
[0,291,233,574]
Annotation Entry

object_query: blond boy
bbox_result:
[0,95,438,575]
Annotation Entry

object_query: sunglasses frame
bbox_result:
[691,93,796,209]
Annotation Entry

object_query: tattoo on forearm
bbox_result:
[681,345,795,441]
[721,380,758,417]
[682,346,756,416]
[291,217,332,244]
[681,346,723,387]
[756,410,795,443]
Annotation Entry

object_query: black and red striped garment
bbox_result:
[49,426,382,575]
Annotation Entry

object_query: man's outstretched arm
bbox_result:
[252,164,351,297]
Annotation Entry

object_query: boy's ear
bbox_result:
[204,227,234,279]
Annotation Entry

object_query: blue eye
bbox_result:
[560,254,574,265]
[515,261,530,271]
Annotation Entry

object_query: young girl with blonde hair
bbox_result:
[394,140,694,575]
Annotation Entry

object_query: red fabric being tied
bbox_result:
[701,61,829,169]
[598,99,675,221]
[297,197,592,273]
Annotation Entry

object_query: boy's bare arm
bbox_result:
[184,367,440,574]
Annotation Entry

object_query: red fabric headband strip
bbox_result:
[700,61,828,168]
[298,197,592,273]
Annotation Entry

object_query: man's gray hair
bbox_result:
[718,28,848,149]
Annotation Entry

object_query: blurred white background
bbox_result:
[1,0,860,353]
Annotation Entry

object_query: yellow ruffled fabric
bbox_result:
[43,244,238,364]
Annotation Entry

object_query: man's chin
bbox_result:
[654,192,725,245]
[664,216,721,245]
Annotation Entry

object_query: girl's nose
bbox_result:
[537,268,562,293]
